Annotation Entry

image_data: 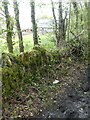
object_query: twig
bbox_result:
[70,30,84,40]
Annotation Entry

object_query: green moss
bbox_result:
[2,66,13,96]
[2,47,53,97]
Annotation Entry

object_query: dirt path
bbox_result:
[2,62,90,119]
[38,63,90,119]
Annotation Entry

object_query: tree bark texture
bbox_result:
[51,0,66,48]
[13,0,24,53]
[88,1,90,86]
[72,2,78,34]
[50,0,58,42]
[30,0,38,46]
[3,0,13,53]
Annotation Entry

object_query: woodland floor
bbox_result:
[2,61,90,119]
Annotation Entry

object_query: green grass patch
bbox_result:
[39,33,56,50]
[1,33,56,55]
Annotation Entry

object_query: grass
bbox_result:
[13,34,34,54]
[0,34,34,55]
[0,32,56,55]
[39,33,56,50]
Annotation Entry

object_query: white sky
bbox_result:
[7,0,53,29]
[5,0,86,30]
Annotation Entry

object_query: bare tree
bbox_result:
[30,0,38,46]
[72,2,78,34]
[51,0,67,48]
[57,1,63,47]
[67,2,71,41]
[80,3,84,30]
[13,0,24,53]
[50,0,58,43]
[2,0,13,53]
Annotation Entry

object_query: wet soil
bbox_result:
[2,62,90,119]
[37,63,90,119]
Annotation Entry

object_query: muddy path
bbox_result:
[37,63,90,119]
[2,62,90,119]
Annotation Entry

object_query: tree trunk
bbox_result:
[80,3,83,30]
[62,10,67,41]
[51,0,65,48]
[88,0,90,87]
[13,0,24,53]
[57,1,63,47]
[3,0,13,53]
[67,3,71,41]
[72,2,78,35]
[30,0,38,46]
[50,0,58,45]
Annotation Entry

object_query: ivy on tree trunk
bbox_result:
[88,0,90,87]
[13,0,24,53]
[72,2,79,35]
[51,0,66,48]
[30,0,38,46]
[3,0,13,53]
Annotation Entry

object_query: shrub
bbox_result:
[2,47,52,97]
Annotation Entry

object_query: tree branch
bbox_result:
[70,30,84,40]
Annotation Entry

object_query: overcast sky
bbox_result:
[19,0,53,29]
[8,0,73,29]
[8,0,53,29]
[7,0,85,30]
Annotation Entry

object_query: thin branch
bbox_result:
[70,30,85,40]
[0,12,5,17]
[50,0,57,37]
